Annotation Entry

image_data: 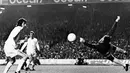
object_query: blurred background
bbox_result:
[0,1,130,59]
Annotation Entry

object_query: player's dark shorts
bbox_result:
[98,47,116,62]
[105,53,115,62]
[101,49,116,62]
[97,44,116,55]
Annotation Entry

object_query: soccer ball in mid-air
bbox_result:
[67,33,76,42]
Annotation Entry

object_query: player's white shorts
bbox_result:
[4,43,26,58]
[4,43,18,58]
[27,51,37,58]
[26,52,37,65]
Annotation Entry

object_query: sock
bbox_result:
[32,65,35,69]
[15,59,25,72]
[26,59,31,68]
[31,62,35,69]
[21,61,26,69]
[3,62,13,73]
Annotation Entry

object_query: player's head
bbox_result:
[24,35,28,40]
[16,18,27,27]
[29,31,34,38]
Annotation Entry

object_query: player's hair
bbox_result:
[16,18,27,26]
[3,18,27,41]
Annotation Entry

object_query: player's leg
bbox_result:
[115,47,127,54]
[113,57,129,71]
[21,60,27,70]
[5,57,9,64]
[107,54,129,71]
[107,16,120,36]
[3,45,17,73]
[15,50,28,73]
[107,22,118,36]
[25,55,32,71]
[3,57,16,73]
[35,58,41,65]
[98,16,120,43]
[31,57,36,71]
[20,52,27,70]
[31,53,38,70]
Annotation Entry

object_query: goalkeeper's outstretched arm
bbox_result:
[80,37,97,49]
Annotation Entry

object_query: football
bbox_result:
[67,33,76,42]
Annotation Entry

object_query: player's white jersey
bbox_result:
[26,38,39,54]
[4,26,23,57]
[5,26,23,46]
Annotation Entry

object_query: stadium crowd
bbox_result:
[0,35,129,59]
[39,37,130,59]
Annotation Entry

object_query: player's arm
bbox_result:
[20,42,27,52]
[36,39,41,58]
[107,16,120,36]
[80,37,97,49]
[36,39,40,51]
[17,40,24,45]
